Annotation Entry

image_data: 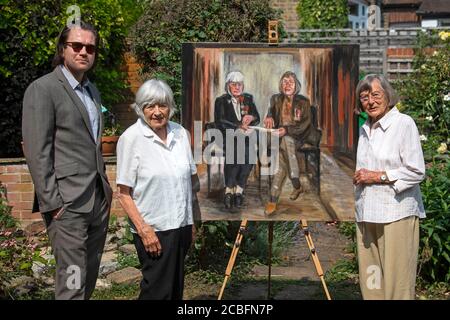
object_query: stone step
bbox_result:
[106,267,142,285]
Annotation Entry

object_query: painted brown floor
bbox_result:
[194,149,355,222]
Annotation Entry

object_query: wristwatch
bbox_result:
[380,174,387,183]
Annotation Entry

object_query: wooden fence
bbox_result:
[283,27,450,79]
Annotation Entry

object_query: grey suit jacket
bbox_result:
[22,66,113,214]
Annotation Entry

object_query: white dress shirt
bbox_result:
[231,96,242,121]
[355,107,426,223]
[116,119,197,232]
[60,65,99,141]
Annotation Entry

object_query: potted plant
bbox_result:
[101,106,123,156]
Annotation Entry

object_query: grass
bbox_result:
[91,283,140,300]
[116,251,140,269]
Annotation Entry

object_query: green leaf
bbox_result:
[20,262,32,270]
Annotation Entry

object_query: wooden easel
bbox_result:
[218,21,331,300]
[217,219,331,300]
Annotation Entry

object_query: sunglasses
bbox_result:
[65,42,96,54]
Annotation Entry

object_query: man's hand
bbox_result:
[264,117,274,129]
[353,168,382,185]
[138,224,162,257]
[50,207,64,219]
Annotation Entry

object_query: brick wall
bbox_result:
[113,51,141,131]
[0,160,126,227]
[270,0,299,30]
[386,47,414,57]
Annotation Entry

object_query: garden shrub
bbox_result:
[396,30,450,284]
[186,221,235,276]
[417,159,450,283]
[396,30,449,162]
[132,0,285,120]
[296,0,349,29]
[243,222,299,264]
[0,0,143,157]
[0,182,48,298]
[187,220,299,277]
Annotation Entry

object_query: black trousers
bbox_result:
[224,163,253,189]
[133,224,192,300]
[224,134,256,189]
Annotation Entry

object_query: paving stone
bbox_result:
[118,244,136,255]
[106,267,141,285]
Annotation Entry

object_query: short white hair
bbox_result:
[225,71,245,95]
[133,79,176,120]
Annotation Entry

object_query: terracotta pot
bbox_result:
[101,136,119,156]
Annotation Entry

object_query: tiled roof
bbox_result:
[417,0,450,14]
[382,0,422,6]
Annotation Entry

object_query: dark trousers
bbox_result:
[42,177,110,300]
[224,163,253,189]
[224,134,256,189]
[133,225,192,300]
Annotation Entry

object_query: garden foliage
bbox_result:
[0,183,49,298]
[0,0,142,157]
[396,30,450,283]
[132,0,284,120]
[296,0,349,29]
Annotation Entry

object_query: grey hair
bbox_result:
[133,79,176,120]
[279,71,301,95]
[355,74,399,113]
[225,71,244,95]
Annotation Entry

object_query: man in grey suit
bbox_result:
[22,21,112,300]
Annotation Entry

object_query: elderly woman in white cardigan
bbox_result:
[353,74,425,300]
[116,79,198,300]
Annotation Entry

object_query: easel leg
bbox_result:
[300,220,332,300]
[218,219,248,300]
[268,221,274,299]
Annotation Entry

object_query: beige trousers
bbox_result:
[356,215,419,300]
[270,135,300,199]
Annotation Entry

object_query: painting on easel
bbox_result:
[182,43,359,221]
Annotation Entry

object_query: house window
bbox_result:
[362,6,366,16]
[362,22,365,29]
[349,4,358,16]
[355,22,359,29]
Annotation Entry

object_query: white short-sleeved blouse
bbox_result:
[116,118,197,232]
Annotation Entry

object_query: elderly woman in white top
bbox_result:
[116,79,197,300]
[353,74,425,300]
